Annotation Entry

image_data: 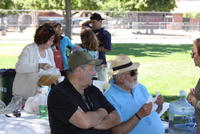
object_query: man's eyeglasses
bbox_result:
[130,70,138,77]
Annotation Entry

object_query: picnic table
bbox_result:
[0,112,50,134]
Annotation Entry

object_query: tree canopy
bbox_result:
[8,0,176,12]
[102,0,176,12]
[0,0,14,9]
[11,0,101,10]
[12,0,65,9]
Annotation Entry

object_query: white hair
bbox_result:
[113,73,137,89]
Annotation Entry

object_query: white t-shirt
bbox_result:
[37,49,52,66]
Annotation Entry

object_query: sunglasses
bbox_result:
[130,70,138,77]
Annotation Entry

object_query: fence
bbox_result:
[0,10,200,44]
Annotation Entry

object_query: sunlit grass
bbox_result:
[0,44,26,68]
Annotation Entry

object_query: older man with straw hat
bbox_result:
[104,54,164,134]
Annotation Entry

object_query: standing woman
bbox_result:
[12,23,57,100]
[52,22,76,75]
[187,38,200,134]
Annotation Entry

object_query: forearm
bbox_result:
[16,62,38,73]
[69,107,108,129]
[84,108,108,127]
[98,46,111,52]
[81,20,92,27]
[111,114,140,134]
[94,111,120,130]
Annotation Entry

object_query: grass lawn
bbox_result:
[0,43,26,69]
[0,43,199,103]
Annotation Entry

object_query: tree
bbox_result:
[64,0,101,38]
[13,0,101,10]
[0,0,14,35]
[73,0,101,10]
[64,0,71,38]
[13,0,65,10]
[102,0,176,12]
[101,0,121,11]
[138,0,176,12]
[0,0,14,9]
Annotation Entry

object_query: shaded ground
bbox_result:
[109,43,192,57]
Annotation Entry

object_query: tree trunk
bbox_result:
[0,15,6,36]
[64,0,72,39]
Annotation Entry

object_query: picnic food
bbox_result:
[37,75,60,86]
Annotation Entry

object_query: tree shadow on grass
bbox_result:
[163,95,179,103]
[108,43,192,57]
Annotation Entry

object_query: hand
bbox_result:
[81,20,94,27]
[91,20,98,23]
[187,91,197,106]
[155,95,164,106]
[97,108,108,118]
[39,63,51,70]
[137,102,152,119]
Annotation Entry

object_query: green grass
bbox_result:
[0,43,26,68]
[1,43,199,103]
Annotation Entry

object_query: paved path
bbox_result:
[0,28,199,44]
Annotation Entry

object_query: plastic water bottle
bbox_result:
[37,86,48,119]
[39,96,48,119]
[168,90,196,134]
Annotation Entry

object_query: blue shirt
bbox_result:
[78,47,99,59]
[104,83,164,134]
[52,36,75,70]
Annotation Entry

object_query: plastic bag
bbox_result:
[24,93,47,114]
[38,67,61,86]
[0,99,6,110]
[0,96,23,114]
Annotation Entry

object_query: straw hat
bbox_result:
[111,55,140,75]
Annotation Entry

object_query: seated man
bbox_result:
[104,54,164,134]
[48,51,120,134]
